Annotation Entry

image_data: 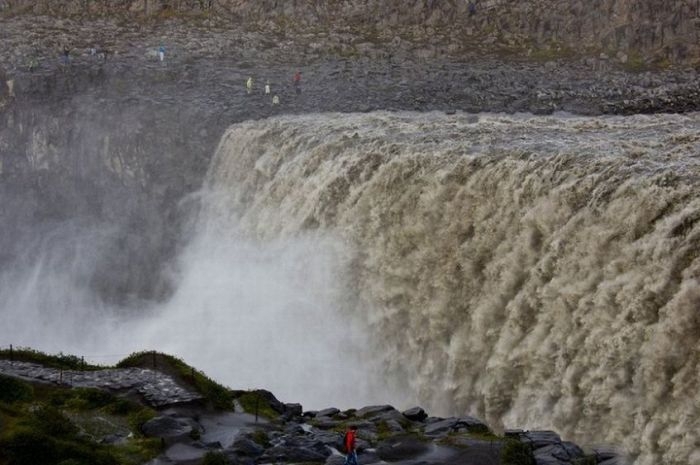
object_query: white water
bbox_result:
[2,111,700,464]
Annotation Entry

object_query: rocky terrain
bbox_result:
[0,349,623,465]
[2,0,700,66]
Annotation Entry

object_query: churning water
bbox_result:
[3,111,700,464]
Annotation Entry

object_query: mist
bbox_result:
[0,191,401,411]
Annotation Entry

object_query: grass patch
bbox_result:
[0,376,33,404]
[250,429,271,448]
[235,391,279,419]
[0,347,101,370]
[501,438,535,465]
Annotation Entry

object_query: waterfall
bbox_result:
[204,111,700,465]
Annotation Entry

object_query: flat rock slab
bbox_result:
[0,360,203,407]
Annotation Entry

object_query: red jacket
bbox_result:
[344,430,356,452]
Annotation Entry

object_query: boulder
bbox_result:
[230,436,264,457]
[424,416,488,437]
[523,430,562,449]
[253,389,286,414]
[141,415,193,442]
[316,407,340,417]
[355,405,396,418]
[261,444,329,463]
[402,406,427,422]
[376,434,430,461]
[285,403,303,417]
[384,419,404,433]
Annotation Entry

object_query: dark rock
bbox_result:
[402,406,427,422]
[424,416,488,437]
[535,444,575,462]
[593,445,621,461]
[523,430,562,449]
[561,441,584,459]
[284,423,306,435]
[285,403,303,417]
[230,437,264,457]
[316,407,340,417]
[376,434,431,461]
[372,409,406,424]
[598,458,625,465]
[141,415,193,442]
[357,449,382,464]
[261,444,329,463]
[384,419,404,433]
[255,389,286,414]
[355,405,396,418]
[313,418,341,430]
[504,429,525,438]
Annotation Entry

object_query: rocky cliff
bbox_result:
[2,0,699,65]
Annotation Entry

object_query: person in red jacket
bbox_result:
[343,425,358,465]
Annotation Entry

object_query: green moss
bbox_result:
[501,438,535,465]
[111,438,164,465]
[236,392,278,419]
[202,451,229,465]
[0,375,33,404]
[250,429,271,448]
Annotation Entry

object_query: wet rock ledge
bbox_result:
[0,348,623,465]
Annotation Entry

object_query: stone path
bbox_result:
[0,360,203,407]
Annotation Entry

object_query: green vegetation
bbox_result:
[202,451,229,465]
[235,391,279,419]
[0,375,162,465]
[0,376,33,404]
[501,439,535,465]
[117,351,234,410]
[250,430,271,448]
[0,347,101,371]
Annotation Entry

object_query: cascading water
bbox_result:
[3,110,699,464]
[203,111,700,465]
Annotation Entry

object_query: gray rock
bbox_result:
[402,406,427,422]
[424,416,488,437]
[285,403,303,417]
[384,419,404,433]
[316,407,340,418]
[230,436,264,457]
[523,430,562,449]
[599,458,625,465]
[141,416,193,442]
[355,405,396,418]
[376,434,430,461]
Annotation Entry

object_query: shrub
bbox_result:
[202,451,229,465]
[0,375,33,403]
[1,429,58,465]
[501,439,535,465]
[26,405,79,439]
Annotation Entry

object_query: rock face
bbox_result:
[2,0,698,65]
